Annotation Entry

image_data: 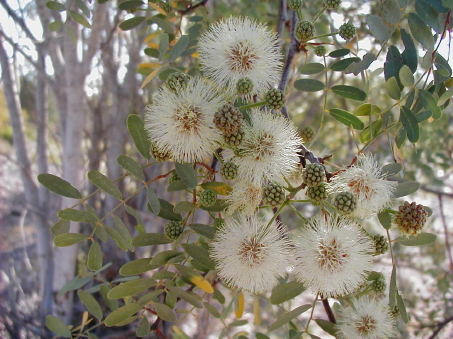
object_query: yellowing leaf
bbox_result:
[144,31,160,43]
[190,275,214,294]
[138,62,162,69]
[254,296,261,326]
[191,52,199,59]
[149,2,167,15]
[141,67,161,89]
[147,42,159,49]
[235,292,244,318]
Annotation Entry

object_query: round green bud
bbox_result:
[314,45,327,57]
[237,77,254,95]
[164,220,185,240]
[265,88,285,109]
[373,234,389,255]
[333,191,357,215]
[371,278,386,293]
[214,104,243,134]
[160,1,172,13]
[166,72,189,93]
[289,0,303,10]
[338,22,356,40]
[326,0,342,9]
[262,182,286,208]
[200,189,217,207]
[394,201,428,236]
[223,128,245,148]
[151,142,171,162]
[306,183,328,206]
[295,20,315,43]
[220,161,238,180]
[299,126,315,143]
[213,218,226,230]
[302,163,326,187]
[168,170,180,185]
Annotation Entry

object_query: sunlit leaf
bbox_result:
[329,109,364,129]
[386,77,401,100]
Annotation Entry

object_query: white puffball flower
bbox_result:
[336,296,397,339]
[226,181,263,217]
[226,109,302,185]
[210,214,293,294]
[144,77,225,163]
[198,16,282,99]
[294,215,374,298]
[328,153,397,218]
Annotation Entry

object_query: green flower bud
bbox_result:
[295,20,315,43]
[164,221,185,240]
[339,22,356,40]
[333,192,357,215]
[265,88,285,109]
[262,182,286,208]
[214,104,243,134]
[200,189,217,207]
[236,77,254,95]
[220,161,238,180]
[307,183,328,206]
[302,163,326,187]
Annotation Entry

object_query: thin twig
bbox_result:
[178,0,209,15]
[322,298,336,324]
[428,316,453,339]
